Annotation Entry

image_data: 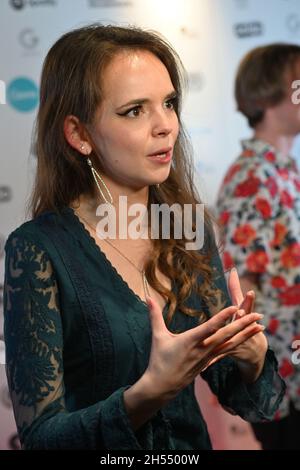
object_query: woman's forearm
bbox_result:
[235,353,266,384]
[123,373,174,431]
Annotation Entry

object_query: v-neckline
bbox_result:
[65,207,171,314]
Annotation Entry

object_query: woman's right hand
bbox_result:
[144,297,264,401]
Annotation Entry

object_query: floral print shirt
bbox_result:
[217,138,300,419]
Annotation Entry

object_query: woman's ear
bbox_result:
[63,115,92,156]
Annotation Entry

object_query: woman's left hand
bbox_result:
[203,268,268,382]
[226,268,268,382]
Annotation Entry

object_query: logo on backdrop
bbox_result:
[234,21,264,38]
[286,14,300,35]
[0,80,5,105]
[7,77,38,112]
[19,28,39,50]
[10,0,25,9]
[88,0,132,7]
[188,72,205,92]
[233,0,250,9]
[10,0,57,10]
[180,27,199,39]
[0,186,12,203]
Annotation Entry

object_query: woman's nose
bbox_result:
[151,111,173,137]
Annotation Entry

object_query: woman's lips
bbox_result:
[147,149,172,163]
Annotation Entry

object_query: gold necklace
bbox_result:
[75,211,151,301]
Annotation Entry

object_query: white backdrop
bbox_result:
[1,0,300,450]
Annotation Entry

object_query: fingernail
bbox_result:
[231,267,237,273]
[260,325,265,331]
[257,314,264,319]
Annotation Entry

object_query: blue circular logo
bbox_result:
[7,77,38,112]
[10,0,25,10]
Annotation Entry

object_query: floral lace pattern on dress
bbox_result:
[4,235,64,443]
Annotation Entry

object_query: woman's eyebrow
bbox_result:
[116,90,177,110]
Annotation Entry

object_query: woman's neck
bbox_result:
[71,184,150,239]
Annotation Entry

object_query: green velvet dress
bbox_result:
[3,207,285,450]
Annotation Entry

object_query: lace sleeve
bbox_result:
[201,349,286,422]
[3,232,151,450]
[4,234,64,439]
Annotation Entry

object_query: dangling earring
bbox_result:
[79,143,113,204]
[87,157,114,204]
[156,184,160,189]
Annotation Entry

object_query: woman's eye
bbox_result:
[164,98,176,110]
[122,106,142,118]
[118,98,177,118]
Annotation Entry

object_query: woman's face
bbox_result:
[88,50,180,190]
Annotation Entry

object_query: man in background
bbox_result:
[217,44,300,450]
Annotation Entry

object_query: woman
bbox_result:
[4,24,285,450]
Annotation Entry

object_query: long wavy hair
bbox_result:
[31,24,223,325]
